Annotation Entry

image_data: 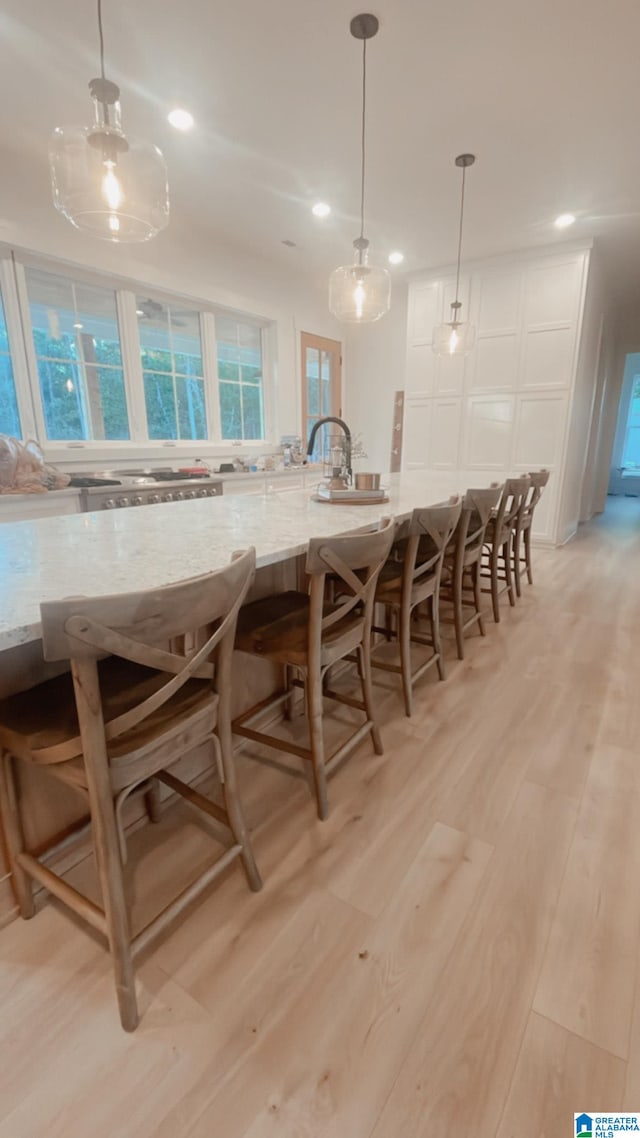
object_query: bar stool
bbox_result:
[440,486,503,659]
[480,476,531,622]
[512,469,550,595]
[232,518,395,821]
[0,549,261,1032]
[372,501,461,717]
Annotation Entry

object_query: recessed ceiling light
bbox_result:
[136,309,144,316]
[167,108,194,131]
[388,251,404,265]
[73,322,83,329]
[554,213,576,229]
[312,201,331,218]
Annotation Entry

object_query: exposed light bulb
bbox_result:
[102,162,123,211]
[108,214,120,233]
[354,280,366,319]
[448,328,459,355]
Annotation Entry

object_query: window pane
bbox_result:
[144,372,178,440]
[0,292,20,437]
[307,376,320,415]
[26,267,129,441]
[137,297,206,439]
[623,425,640,469]
[176,377,206,439]
[242,383,263,440]
[216,315,264,440]
[219,381,242,439]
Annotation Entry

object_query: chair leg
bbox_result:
[473,561,486,637]
[489,544,501,622]
[524,527,533,585]
[214,735,262,893]
[84,775,138,1032]
[453,558,465,660]
[144,778,163,823]
[430,594,446,681]
[512,529,522,598]
[283,664,296,720]
[504,541,516,606]
[307,661,330,821]
[358,644,384,753]
[0,752,34,919]
[398,600,414,717]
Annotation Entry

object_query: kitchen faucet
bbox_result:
[306,417,353,486]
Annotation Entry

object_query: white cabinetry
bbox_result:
[0,488,81,524]
[403,245,591,544]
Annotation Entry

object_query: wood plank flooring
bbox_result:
[1,496,640,1137]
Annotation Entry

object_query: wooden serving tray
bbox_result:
[311,494,389,506]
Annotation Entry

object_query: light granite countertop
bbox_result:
[0,472,478,652]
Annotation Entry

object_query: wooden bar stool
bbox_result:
[440,486,502,659]
[232,518,395,821]
[512,469,550,595]
[480,476,531,621]
[372,501,461,717]
[0,549,261,1032]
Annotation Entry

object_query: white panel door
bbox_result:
[463,395,514,469]
[471,333,519,392]
[522,327,575,389]
[476,270,522,334]
[431,399,462,468]
[513,392,569,468]
[406,342,437,395]
[408,282,440,345]
[435,351,466,396]
[402,396,432,469]
[524,259,583,328]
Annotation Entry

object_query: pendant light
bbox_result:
[329,14,390,324]
[433,154,476,357]
[49,0,169,243]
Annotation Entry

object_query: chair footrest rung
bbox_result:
[157,770,229,829]
[131,844,243,960]
[324,721,374,776]
[17,851,108,937]
[322,688,366,712]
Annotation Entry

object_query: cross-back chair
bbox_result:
[440,485,503,658]
[0,548,260,1032]
[480,476,531,621]
[512,469,550,595]
[372,501,462,716]
[233,518,395,820]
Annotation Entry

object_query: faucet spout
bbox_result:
[306,416,352,484]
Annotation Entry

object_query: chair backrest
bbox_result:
[40,548,256,749]
[404,500,462,595]
[455,485,503,558]
[493,476,531,535]
[306,517,395,639]
[523,469,550,520]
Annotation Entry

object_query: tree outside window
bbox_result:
[0,290,20,438]
[137,298,206,440]
[217,316,264,440]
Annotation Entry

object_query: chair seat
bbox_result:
[0,658,216,790]
[236,590,363,667]
[375,559,438,606]
[484,518,510,546]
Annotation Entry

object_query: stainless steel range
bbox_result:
[75,471,223,512]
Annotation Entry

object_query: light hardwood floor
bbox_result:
[1,497,640,1137]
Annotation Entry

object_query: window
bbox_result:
[137,297,206,440]
[622,374,640,470]
[216,316,264,440]
[25,268,130,441]
[300,332,341,459]
[0,288,20,437]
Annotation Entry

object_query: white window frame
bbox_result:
[1,252,276,461]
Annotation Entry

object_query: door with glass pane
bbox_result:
[301,332,342,458]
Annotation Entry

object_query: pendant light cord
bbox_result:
[97,0,106,79]
[454,162,467,307]
[359,37,367,242]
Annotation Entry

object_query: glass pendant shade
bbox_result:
[329,240,391,323]
[433,312,476,357]
[50,79,169,243]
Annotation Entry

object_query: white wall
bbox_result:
[343,283,408,472]
[397,242,597,544]
[0,186,342,464]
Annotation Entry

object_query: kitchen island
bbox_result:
[0,471,479,923]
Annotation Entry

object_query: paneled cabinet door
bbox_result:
[402,397,432,469]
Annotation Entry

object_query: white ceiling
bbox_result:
[1,0,640,308]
